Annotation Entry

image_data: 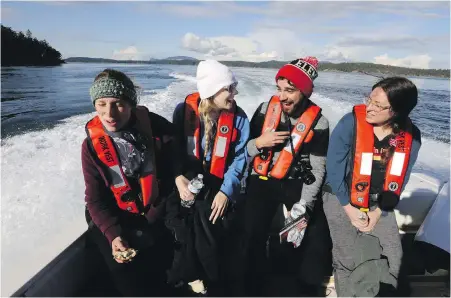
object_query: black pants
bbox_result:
[86,220,173,297]
[237,176,332,296]
[165,187,228,291]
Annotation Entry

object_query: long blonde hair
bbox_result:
[198,97,220,168]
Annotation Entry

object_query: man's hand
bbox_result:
[343,204,369,229]
[359,208,382,232]
[175,175,194,201]
[255,130,290,149]
[209,192,229,224]
[111,236,130,263]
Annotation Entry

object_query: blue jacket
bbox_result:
[173,102,250,202]
[325,112,422,206]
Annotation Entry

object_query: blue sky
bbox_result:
[2,1,450,69]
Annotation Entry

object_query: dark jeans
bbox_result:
[86,220,173,297]
[236,176,332,296]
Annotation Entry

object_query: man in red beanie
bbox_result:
[235,57,332,296]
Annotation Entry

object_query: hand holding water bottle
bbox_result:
[181,174,204,208]
[175,175,194,201]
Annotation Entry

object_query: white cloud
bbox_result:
[181,33,281,62]
[247,28,312,61]
[112,46,148,61]
[373,54,432,69]
[182,33,236,56]
[321,46,352,62]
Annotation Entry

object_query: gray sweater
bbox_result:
[246,100,330,209]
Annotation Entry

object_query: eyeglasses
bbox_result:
[365,97,391,112]
[225,82,238,93]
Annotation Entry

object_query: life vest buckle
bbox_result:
[121,190,136,202]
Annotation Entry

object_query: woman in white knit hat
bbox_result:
[165,60,250,296]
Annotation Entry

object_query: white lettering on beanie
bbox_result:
[196,60,237,100]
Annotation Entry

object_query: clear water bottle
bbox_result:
[181,174,204,208]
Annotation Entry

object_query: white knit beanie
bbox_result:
[196,60,237,100]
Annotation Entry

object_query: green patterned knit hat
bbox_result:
[89,77,138,106]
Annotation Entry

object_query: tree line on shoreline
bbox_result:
[65,57,450,79]
[1,25,64,67]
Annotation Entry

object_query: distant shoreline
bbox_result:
[64,57,450,79]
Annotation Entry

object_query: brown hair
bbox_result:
[198,97,220,168]
[277,76,297,89]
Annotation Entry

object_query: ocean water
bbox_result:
[1,63,450,295]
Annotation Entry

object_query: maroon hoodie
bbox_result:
[81,110,178,244]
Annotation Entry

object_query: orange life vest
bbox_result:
[350,104,413,210]
[253,96,321,179]
[86,106,159,215]
[184,92,237,179]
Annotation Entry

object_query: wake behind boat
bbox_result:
[11,169,450,297]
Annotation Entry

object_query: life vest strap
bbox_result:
[85,106,159,214]
[253,96,321,180]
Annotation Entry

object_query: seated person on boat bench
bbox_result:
[165,60,250,296]
[322,77,422,297]
[238,57,332,296]
[81,69,176,296]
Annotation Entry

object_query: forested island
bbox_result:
[65,57,449,78]
[1,25,64,67]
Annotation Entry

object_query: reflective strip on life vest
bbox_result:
[383,125,413,196]
[184,93,236,179]
[350,104,413,209]
[210,110,235,179]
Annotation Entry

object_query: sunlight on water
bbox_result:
[1,65,450,295]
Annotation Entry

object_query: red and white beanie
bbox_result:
[275,56,319,98]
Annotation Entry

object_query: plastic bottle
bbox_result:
[181,174,204,208]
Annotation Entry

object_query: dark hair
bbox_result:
[94,69,138,106]
[276,76,297,89]
[372,77,418,164]
[372,76,418,131]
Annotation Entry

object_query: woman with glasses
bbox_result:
[165,60,250,295]
[81,69,177,296]
[322,77,422,296]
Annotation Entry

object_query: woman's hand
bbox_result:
[209,192,229,224]
[111,236,130,263]
[343,204,369,230]
[255,130,291,149]
[359,208,382,233]
[175,175,194,201]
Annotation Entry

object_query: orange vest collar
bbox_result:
[253,96,321,179]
